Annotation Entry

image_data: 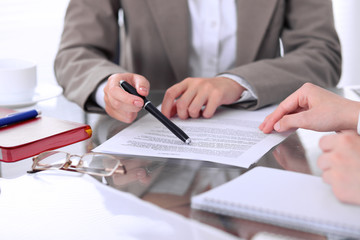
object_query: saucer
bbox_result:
[0,84,63,108]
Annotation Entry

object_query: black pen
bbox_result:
[119,80,191,144]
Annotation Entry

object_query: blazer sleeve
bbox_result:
[54,0,124,110]
[225,0,342,109]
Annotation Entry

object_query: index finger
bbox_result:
[112,73,150,97]
[161,82,187,118]
[260,96,301,134]
[107,74,144,107]
[260,85,309,133]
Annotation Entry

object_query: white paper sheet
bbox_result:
[191,167,360,238]
[93,105,292,168]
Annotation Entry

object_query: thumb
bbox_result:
[274,112,307,132]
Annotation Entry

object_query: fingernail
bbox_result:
[134,100,143,107]
[139,87,148,93]
[274,122,280,131]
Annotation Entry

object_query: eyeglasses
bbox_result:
[29,151,126,177]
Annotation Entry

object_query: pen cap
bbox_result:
[0,58,37,104]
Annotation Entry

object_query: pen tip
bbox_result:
[185,138,192,145]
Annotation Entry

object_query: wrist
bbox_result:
[94,81,107,109]
[348,101,360,133]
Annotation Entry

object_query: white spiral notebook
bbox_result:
[191,167,360,239]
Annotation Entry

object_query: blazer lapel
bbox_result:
[236,0,278,65]
[147,0,189,81]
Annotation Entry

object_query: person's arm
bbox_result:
[55,0,153,123]
[318,132,360,205]
[259,83,360,134]
[54,0,125,111]
[161,0,341,119]
[224,0,341,110]
[219,74,258,103]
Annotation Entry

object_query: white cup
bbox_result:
[0,58,37,104]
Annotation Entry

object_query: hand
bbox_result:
[317,132,360,205]
[161,77,245,119]
[104,73,150,123]
[259,83,360,133]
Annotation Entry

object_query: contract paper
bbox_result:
[93,105,292,168]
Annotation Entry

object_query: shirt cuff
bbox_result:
[94,81,107,109]
[218,73,258,103]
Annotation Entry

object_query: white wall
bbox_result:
[0,0,69,86]
[333,0,360,86]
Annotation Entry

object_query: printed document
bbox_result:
[93,105,292,168]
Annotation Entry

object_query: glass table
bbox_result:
[1,87,359,240]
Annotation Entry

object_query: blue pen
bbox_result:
[0,109,41,127]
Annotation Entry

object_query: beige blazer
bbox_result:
[54,0,341,111]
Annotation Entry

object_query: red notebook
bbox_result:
[0,108,92,162]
